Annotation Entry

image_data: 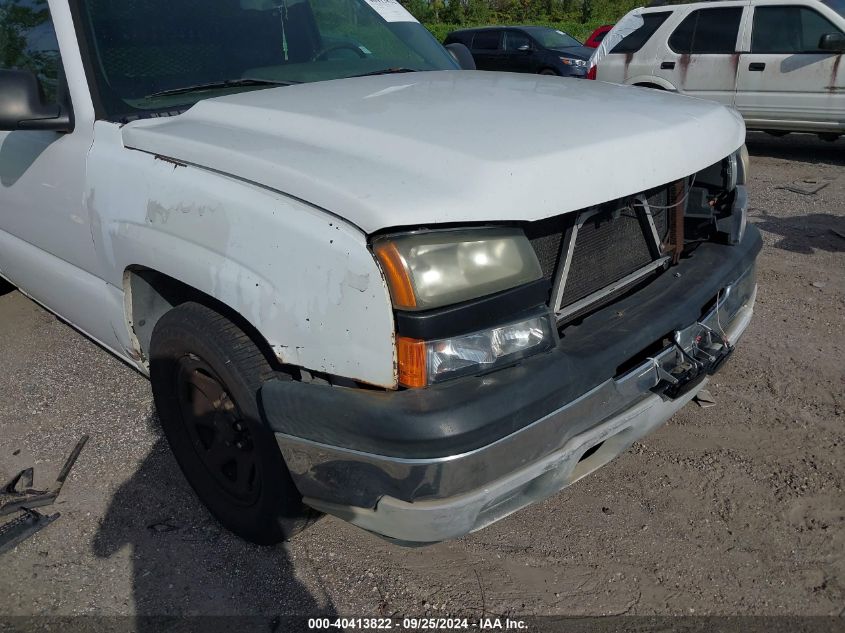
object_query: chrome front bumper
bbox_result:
[275,264,757,544]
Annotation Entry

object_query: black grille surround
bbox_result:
[527,183,677,326]
[524,215,567,282]
[529,232,563,281]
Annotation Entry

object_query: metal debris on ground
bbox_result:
[0,435,89,554]
[775,180,829,196]
[0,509,59,555]
[694,389,717,409]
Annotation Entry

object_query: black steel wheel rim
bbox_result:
[175,355,261,506]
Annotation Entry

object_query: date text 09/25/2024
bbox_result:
[308,618,529,630]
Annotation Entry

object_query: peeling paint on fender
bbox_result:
[86,121,397,388]
[344,271,369,293]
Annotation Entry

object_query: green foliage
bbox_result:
[425,19,600,41]
[406,0,642,42]
[0,1,48,67]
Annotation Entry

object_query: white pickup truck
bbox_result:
[0,0,760,545]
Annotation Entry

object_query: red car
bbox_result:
[584,24,614,48]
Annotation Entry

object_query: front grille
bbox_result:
[527,182,679,323]
[560,210,653,307]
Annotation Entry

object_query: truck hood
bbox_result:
[122,71,745,234]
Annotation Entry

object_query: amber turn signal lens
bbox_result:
[396,336,427,388]
[373,242,417,309]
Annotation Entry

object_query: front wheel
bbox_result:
[539,68,558,76]
[149,301,315,544]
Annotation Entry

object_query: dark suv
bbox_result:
[444,26,592,77]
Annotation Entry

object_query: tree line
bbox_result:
[402,0,643,40]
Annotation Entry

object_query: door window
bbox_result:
[611,11,672,54]
[752,6,845,53]
[472,30,500,51]
[668,7,743,54]
[503,31,531,51]
[0,0,62,101]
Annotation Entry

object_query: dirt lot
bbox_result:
[0,132,843,623]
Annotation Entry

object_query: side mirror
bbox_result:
[517,44,531,52]
[0,69,73,132]
[819,32,845,52]
[445,42,476,70]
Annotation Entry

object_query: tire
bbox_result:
[149,301,315,545]
[539,68,558,76]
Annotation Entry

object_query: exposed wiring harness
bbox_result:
[632,175,698,211]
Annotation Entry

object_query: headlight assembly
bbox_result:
[737,145,750,185]
[373,227,552,388]
[725,150,739,192]
[397,312,554,387]
[560,57,588,67]
[373,228,543,311]
[696,146,747,192]
[717,185,748,246]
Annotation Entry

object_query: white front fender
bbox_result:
[87,122,397,388]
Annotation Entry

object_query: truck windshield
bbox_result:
[75,0,458,121]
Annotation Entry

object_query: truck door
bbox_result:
[0,1,115,347]
[653,6,745,106]
[735,4,845,131]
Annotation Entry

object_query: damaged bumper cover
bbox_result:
[262,227,762,544]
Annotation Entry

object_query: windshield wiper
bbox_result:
[145,78,299,99]
[351,67,419,78]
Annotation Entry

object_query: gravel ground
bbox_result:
[0,132,843,622]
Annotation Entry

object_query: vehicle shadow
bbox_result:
[745,131,845,167]
[0,132,55,187]
[754,211,845,255]
[91,413,335,630]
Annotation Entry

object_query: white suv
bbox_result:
[596,0,845,139]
